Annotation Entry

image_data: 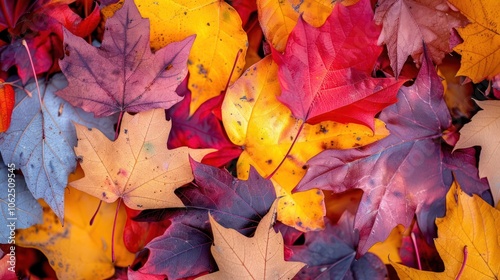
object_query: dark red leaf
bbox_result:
[123,206,170,253]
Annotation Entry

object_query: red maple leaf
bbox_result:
[272,0,405,129]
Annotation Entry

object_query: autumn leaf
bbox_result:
[137,161,276,279]
[71,108,212,210]
[222,55,389,231]
[166,87,242,167]
[455,100,500,205]
[295,48,490,253]
[126,0,248,114]
[0,74,116,220]
[274,0,405,128]
[0,80,14,132]
[58,0,194,117]
[374,0,466,77]
[16,187,135,279]
[0,160,42,243]
[123,206,170,253]
[392,181,500,279]
[197,201,305,280]
[448,0,500,82]
[287,213,387,279]
[0,0,31,31]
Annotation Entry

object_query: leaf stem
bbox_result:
[111,198,122,263]
[89,200,103,226]
[455,245,468,280]
[21,40,42,103]
[410,232,422,270]
[115,111,124,140]
[266,121,305,180]
[222,49,243,94]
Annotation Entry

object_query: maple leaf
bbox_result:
[273,0,405,128]
[392,181,500,279]
[448,0,500,82]
[197,202,306,280]
[223,55,389,230]
[16,187,135,279]
[118,0,249,114]
[0,3,101,84]
[136,160,276,279]
[123,206,170,253]
[0,74,116,220]
[166,88,242,167]
[455,100,500,205]
[374,0,466,77]
[70,108,212,210]
[58,0,194,117]
[295,49,490,253]
[0,80,14,132]
[0,161,42,243]
[287,213,387,279]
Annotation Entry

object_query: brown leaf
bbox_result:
[198,201,305,279]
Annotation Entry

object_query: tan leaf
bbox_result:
[455,100,500,205]
[198,201,305,279]
[71,108,213,210]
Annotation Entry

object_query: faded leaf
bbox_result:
[58,0,194,117]
[0,74,116,220]
[198,202,305,280]
[392,181,500,279]
[16,186,135,279]
[455,100,500,205]
[222,55,389,231]
[374,0,466,76]
[71,108,213,210]
[449,0,500,82]
[0,81,14,132]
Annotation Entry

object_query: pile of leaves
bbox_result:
[0,0,499,278]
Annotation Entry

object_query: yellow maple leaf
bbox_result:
[71,108,213,210]
[222,56,389,231]
[16,186,135,279]
[448,0,500,83]
[197,201,305,279]
[391,181,500,279]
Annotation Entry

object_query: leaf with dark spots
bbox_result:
[136,160,276,279]
[57,0,194,117]
[295,48,490,254]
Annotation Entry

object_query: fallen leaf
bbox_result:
[122,206,170,253]
[166,88,242,167]
[137,161,276,279]
[257,0,334,52]
[0,80,14,132]
[455,100,500,205]
[222,55,389,231]
[197,201,305,280]
[398,223,444,271]
[392,181,500,279]
[0,74,116,220]
[71,108,212,210]
[58,0,194,117]
[448,0,500,82]
[130,0,248,114]
[274,0,405,128]
[0,160,42,243]
[16,187,135,279]
[374,0,466,76]
[0,0,31,31]
[295,48,490,253]
[289,213,387,279]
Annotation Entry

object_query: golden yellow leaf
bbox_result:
[448,0,500,82]
[369,224,405,264]
[257,0,334,52]
[16,187,135,279]
[222,56,389,230]
[71,108,213,210]
[198,201,305,279]
[392,181,500,279]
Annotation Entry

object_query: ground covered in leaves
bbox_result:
[0,0,499,279]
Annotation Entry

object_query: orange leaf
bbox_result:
[449,0,500,82]
[0,81,14,133]
[70,108,213,210]
[198,201,305,279]
[391,181,500,279]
